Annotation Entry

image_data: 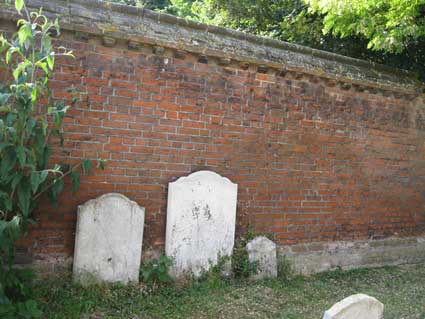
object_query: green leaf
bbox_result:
[36,61,49,75]
[49,178,64,204]
[17,178,31,217]
[16,146,26,167]
[16,299,42,318]
[47,106,55,114]
[0,219,8,235]
[41,146,50,168]
[31,87,37,103]
[30,172,40,194]
[96,160,106,170]
[0,93,11,105]
[0,192,12,212]
[39,170,48,184]
[82,159,92,175]
[12,60,31,81]
[71,171,80,194]
[9,216,22,238]
[11,172,23,189]
[0,143,11,152]
[53,112,63,130]
[26,117,36,136]
[47,54,54,70]
[12,67,20,81]
[5,49,12,64]
[0,150,16,180]
[41,35,52,52]
[15,0,24,14]
[17,22,32,47]
[4,197,12,211]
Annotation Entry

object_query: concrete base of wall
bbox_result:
[30,255,73,275]
[30,236,425,276]
[279,236,425,275]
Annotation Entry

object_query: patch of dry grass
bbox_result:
[35,263,425,319]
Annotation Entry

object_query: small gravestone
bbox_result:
[246,236,277,279]
[73,193,145,284]
[166,171,237,277]
[323,294,384,319]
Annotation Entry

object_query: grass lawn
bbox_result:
[35,263,425,319]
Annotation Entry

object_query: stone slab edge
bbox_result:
[279,236,425,275]
[0,0,423,94]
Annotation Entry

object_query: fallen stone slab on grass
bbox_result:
[323,293,384,319]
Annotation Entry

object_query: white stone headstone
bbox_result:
[247,236,277,279]
[166,171,237,277]
[73,193,145,284]
[323,294,384,319]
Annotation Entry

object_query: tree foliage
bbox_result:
[110,0,425,79]
[0,1,103,317]
[169,0,378,58]
[307,0,425,53]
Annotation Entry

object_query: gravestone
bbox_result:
[246,236,278,279]
[73,193,145,284]
[323,294,384,319]
[166,171,238,277]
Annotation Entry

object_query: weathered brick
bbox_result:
[1,10,421,268]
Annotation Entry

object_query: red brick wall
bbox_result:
[18,31,425,264]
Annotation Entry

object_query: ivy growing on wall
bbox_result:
[0,1,103,317]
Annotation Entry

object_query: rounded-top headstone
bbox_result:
[73,193,145,285]
[166,170,238,278]
[323,293,384,319]
[246,236,278,279]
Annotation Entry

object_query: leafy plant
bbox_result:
[307,0,425,54]
[140,255,173,287]
[231,230,257,279]
[194,255,233,288]
[0,0,103,317]
[277,255,294,282]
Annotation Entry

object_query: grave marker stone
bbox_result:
[247,236,278,279]
[166,171,237,277]
[73,193,145,284]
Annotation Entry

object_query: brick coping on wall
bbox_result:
[0,0,423,94]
